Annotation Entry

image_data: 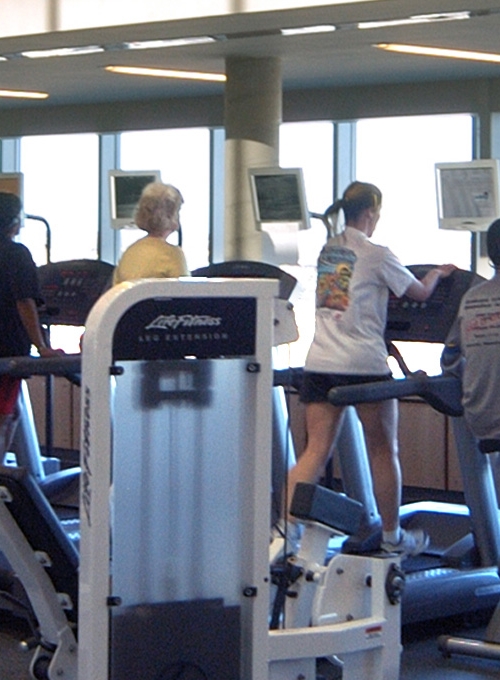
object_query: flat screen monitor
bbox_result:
[0,172,23,200]
[249,167,310,230]
[109,170,161,229]
[435,159,500,231]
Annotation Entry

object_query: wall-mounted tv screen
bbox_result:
[0,172,23,200]
[435,159,500,232]
[249,167,310,230]
[109,170,161,229]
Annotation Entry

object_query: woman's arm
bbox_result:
[405,264,457,302]
[16,298,63,357]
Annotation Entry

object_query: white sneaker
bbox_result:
[381,528,429,557]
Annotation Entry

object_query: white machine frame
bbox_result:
[78,278,278,680]
[0,278,402,680]
[76,278,402,680]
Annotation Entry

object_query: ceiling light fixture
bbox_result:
[123,36,216,50]
[0,88,49,99]
[359,11,470,30]
[375,43,500,64]
[21,45,104,59]
[281,25,336,36]
[104,65,226,82]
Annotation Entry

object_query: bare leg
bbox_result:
[286,401,344,520]
[356,399,400,533]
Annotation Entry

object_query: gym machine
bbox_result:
[328,266,500,625]
[0,463,78,680]
[2,259,113,505]
[0,274,403,679]
[193,261,382,534]
[76,277,402,680]
[437,436,500,662]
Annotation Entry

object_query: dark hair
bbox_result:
[0,192,22,235]
[487,218,500,267]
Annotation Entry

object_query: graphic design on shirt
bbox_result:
[464,296,500,349]
[316,245,357,312]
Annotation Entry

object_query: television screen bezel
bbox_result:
[109,169,162,229]
[435,159,500,232]
[249,166,310,231]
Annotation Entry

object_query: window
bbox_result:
[19,133,99,265]
[119,128,211,271]
[19,133,100,353]
[278,121,334,367]
[277,114,474,372]
[356,114,473,268]
[356,114,474,375]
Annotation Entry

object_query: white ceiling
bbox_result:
[0,0,500,109]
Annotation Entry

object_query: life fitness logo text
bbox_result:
[138,313,229,343]
[146,314,222,330]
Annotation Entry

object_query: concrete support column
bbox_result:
[224,56,282,261]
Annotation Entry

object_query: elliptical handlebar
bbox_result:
[328,373,463,417]
[0,354,81,379]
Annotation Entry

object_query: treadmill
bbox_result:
[330,265,500,624]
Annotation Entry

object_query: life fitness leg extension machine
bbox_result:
[75,278,402,680]
[0,281,401,680]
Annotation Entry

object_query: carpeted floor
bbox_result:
[1,609,500,680]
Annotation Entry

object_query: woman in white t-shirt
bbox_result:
[280,181,456,557]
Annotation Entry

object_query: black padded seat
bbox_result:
[479,439,500,454]
[192,260,297,300]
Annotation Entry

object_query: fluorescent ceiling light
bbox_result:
[21,45,104,59]
[0,88,49,99]
[105,65,226,82]
[359,11,470,29]
[281,25,336,36]
[376,43,500,64]
[124,36,215,50]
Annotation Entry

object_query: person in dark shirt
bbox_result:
[0,192,62,456]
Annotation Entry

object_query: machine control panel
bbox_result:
[386,265,484,344]
[38,259,114,326]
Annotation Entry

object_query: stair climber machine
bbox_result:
[1,277,404,680]
[438,438,500,663]
[0,260,112,631]
[2,258,113,507]
[327,265,500,626]
[192,260,383,536]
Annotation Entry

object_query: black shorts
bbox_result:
[299,371,392,404]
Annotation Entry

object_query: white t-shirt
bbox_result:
[305,227,416,375]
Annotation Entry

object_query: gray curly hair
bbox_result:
[134,182,184,236]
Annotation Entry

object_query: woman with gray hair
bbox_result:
[113,182,189,285]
